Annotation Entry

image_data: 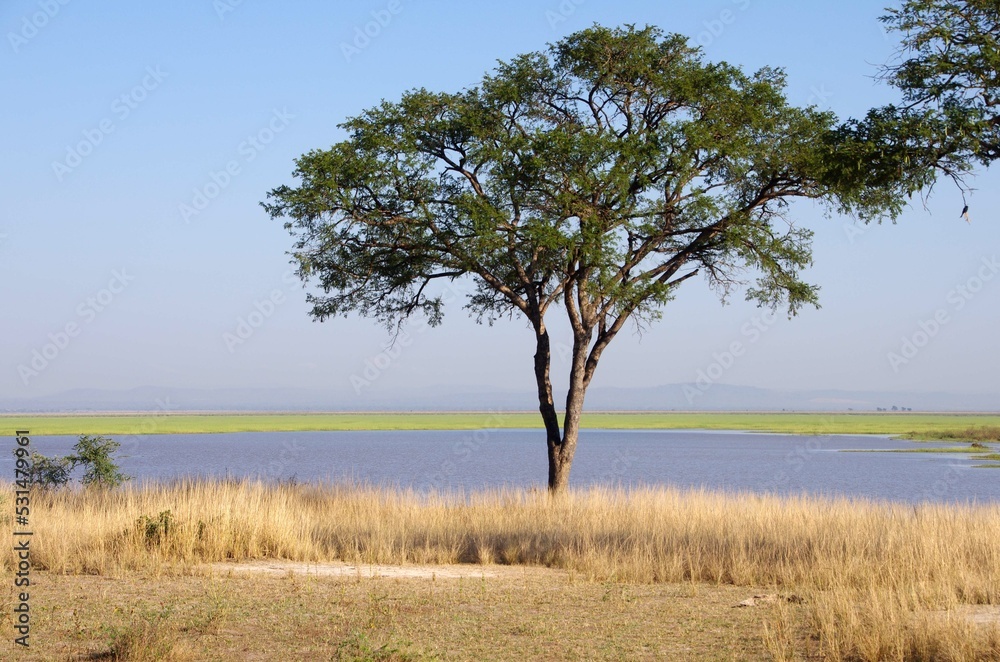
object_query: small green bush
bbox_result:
[73,434,129,488]
[28,451,73,488]
[136,510,174,548]
[20,434,130,490]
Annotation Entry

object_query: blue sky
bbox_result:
[2,0,998,406]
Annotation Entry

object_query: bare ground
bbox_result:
[203,559,517,580]
[3,564,786,661]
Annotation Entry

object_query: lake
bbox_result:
[11,429,997,504]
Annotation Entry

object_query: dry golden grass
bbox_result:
[3,479,1000,660]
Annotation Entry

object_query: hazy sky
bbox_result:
[3,0,998,406]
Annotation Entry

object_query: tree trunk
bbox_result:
[537,324,591,493]
[532,322,565,490]
[532,310,603,493]
[547,439,573,492]
[550,330,590,493]
[547,392,582,492]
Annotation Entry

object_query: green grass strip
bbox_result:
[3,412,1000,437]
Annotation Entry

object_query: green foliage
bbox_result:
[23,434,130,490]
[881,0,1000,165]
[136,510,174,548]
[264,24,903,335]
[262,21,987,488]
[72,434,129,488]
[834,0,1000,199]
[27,451,73,489]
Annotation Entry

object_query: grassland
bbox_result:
[4,413,999,657]
[3,480,999,660]
[8,566,785,661]
[5,411,1000,438]
[899,424,1000,442]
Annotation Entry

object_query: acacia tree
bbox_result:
[882,0,1000,165]
[263,25,910,492]
[831,0,1000,199]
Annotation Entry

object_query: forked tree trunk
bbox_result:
[547,437,574,492]
[546,388,584,492]
[532,322,564,490]
[534,321,591,493]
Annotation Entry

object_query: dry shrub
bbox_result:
[105,612,192,662]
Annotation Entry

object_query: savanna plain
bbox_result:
[3,413,1000,660]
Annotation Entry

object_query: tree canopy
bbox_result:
[882,0,1000,165]
[262,22,971,491]
[832,0,1000,200]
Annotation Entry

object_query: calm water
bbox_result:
[9,430,997,504]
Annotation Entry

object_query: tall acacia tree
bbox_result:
[831,0,1000,200]
[263,25,908,492]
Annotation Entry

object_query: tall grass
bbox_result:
[5,480,999,590]
[4,480,999,659]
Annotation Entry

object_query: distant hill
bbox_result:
[1,384,996,413]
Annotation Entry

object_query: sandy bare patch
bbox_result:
[733,593,805,608]
[955,605,1000,626]
[203,559,534,579]
[918,605,1000,628]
